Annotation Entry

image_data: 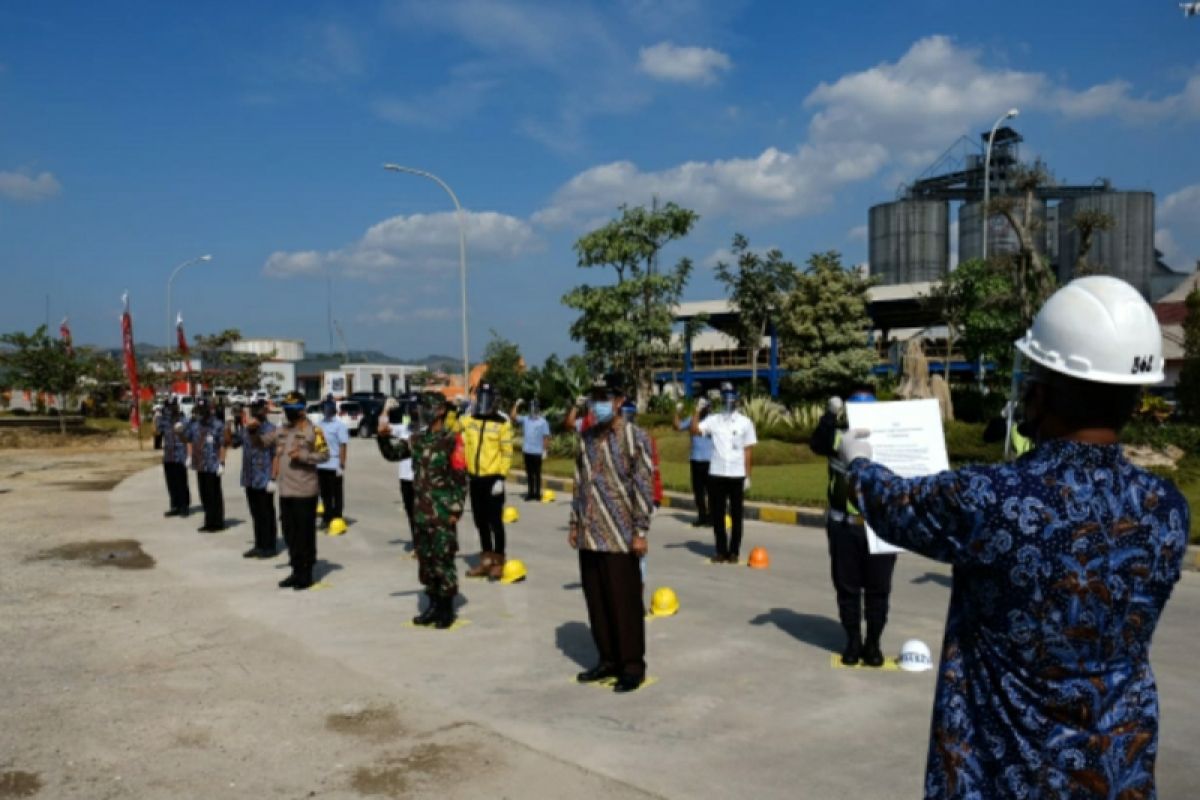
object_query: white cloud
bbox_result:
[0,170,61,202]
[264,210,543,279]
[1160,184,1200,223]
[638,41,731,84]
[847,224,868,241]
[1156,229,1188,270]
[1157,184,1200,271]
[357,306,458,326]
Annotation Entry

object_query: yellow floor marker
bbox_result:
[829,654,901,672]
[403,618,472,631]
[307,581,332,591]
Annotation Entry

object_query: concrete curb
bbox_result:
[510,470,827,529]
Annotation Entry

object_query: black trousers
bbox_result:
[163,462,190,513]
[399,479,415,534]
[197,471,225,529]
[524,453,543,499]
[317,469,344,523]
[689,460,710,521]
[579,549,646,679]
[469,475,506,554]
[826,518,897,632]
[280,496,318,575]
[245,487,277,552]
[708,476,745,558]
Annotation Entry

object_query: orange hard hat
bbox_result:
[748,546,770,569]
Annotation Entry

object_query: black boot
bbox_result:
[862,622,885,668]
[412,595,438,626]
[433,596,456,630]
[278,572,299,588]
[291,568,314,591]
[841,625,863,666]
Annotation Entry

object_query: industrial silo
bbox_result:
[958,199,1047,265]
[1057,192,1155,297]
[868,200,949,284]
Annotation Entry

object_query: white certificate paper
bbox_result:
[845,399,950,555]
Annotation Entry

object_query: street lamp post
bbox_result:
[166,254,213,359]
[982,108,1020,262]
[383,163,469,394]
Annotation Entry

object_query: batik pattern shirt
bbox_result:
[571,419,654,553]
[156,413,188,464]
[183,417,225,474]
[230,421,276,490]
[849,440,1188,799]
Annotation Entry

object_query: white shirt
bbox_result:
[395,422,414,481]
[316,417,350,470]
[697,411,757,478]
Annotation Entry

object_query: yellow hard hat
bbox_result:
[328,518,348,536]
[317,501,325,515]
[541,489,556,503]
[500,559,527,584]
[650,587,679,617]
[502,506,520,524]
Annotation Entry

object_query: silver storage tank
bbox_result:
[868,200,949,284]
[958,198,1047,265]
[1057,192,1155,297]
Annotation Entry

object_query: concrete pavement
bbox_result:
[113,439,1200,799]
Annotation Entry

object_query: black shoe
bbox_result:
[242,547,259,558]
[180,509,191,518]
[613,675,644,693]
[278,573,299,588]
[164,509,181,518]
[691,518,708,528]
[292,574,314,591]
[727,554,739,565]
[841,630,863,667]
[255,548,277,559]
[433,597,456,629]
[862,640,884,668]
[576,665,617,684]
[412,596,438,626]
[709,554,728,564]
[197,525,213,533]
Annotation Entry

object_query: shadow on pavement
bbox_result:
[562,582,582,591]
[662,540,716,559]
[749,608,844,653]
[314,560,343,581]
[555,621,596,668]
[912,571,953,588]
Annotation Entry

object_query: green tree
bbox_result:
[191,329,273,394]
[714,234,799,393]
[926,258,1025,377]
[479,331,525,407]
[778,252,876,399]
[0,325,86,432]
[562,201,699,403]
[987,161,1058,327]
[1176,289,1200,420]
[1069,208,1116,278]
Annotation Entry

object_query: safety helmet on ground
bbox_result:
[650,587,679,617]
[502,506,520,524]
[897,639,934,672]
[541,488,556,502]
[747,546,770,569]
[475,382,498,416]
[328,518,348,536]
[499,558,527,584]
[1015,276,1164,386]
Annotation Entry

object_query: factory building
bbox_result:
[868,127,1186,301]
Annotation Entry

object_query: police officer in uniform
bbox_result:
[156,396,191,516]
[181,396,226,532]
[272,391,329,590]
[810,388,896,667]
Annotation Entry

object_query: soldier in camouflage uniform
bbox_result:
[378,391,468,629]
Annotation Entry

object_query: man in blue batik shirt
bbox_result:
[180,396,226,533]
[841,277,1188,799]
[156,396,191,517]
[226,398,278,558]
[512,398,552,501]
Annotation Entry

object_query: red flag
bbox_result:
[121,293,141,432]
[176,313,192,395]
[59,316,73,355]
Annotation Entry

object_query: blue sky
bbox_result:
[2,0,1198,363]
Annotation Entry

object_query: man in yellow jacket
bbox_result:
[460,382,515,579]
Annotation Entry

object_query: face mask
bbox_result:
[722,396,736,413]
[592,401,614,423]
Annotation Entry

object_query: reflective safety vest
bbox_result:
[1012,427,1033,457]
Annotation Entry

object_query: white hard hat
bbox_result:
[1014,276,1163,385]
[897,639,933,672]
